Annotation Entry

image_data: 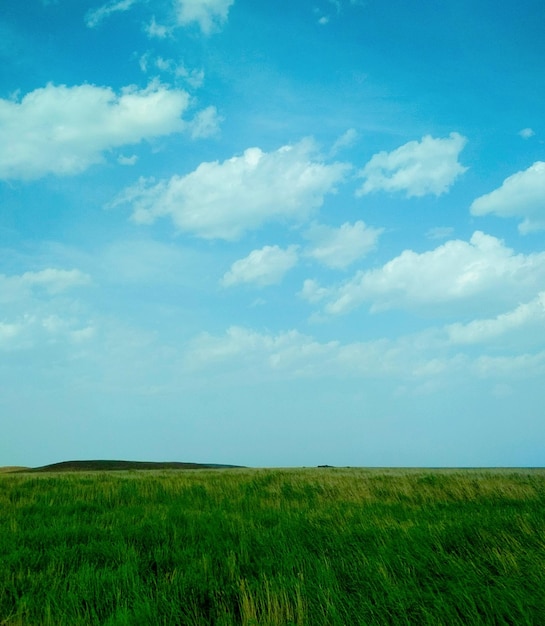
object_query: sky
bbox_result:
[1,0,545,468]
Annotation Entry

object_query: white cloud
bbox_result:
[0,322,22,348]
[175,0,235,34]
[85,0,138,28]
[20,269,91,293]
[118,154,138,165]
[330,128,358,155]
[189,106,222,138]
[357,132,467,197]
[0,82,190,180]
[299,279,330,304]
[446,292,545,345]
[112,139,349,240]
[185,322,545,385]
[0,269,91,303]
[303,231,545,315]
[304,221,382,269]
[0,313,95,352]
[470,161,545,233]
[186,326,340,376]
[222,245,298,287]
[426,226,454,240]
[0,268,93,351]
[145,16,171,38]
[148,57,205,88]
[472,351,545,379]
[519,128,535,139]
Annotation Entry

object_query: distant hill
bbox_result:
[24,460,245,473]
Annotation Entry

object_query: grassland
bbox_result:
[1,467,544,625]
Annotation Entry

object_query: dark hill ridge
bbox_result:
[27,460,245,472]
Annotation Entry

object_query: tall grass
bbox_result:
[1,468,544,625]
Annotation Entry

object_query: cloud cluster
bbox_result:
[187,326,340,376]
[358,132,467,197]
[186,312,545,383]
[302,232,545,315]
[470,161,545,233]
[139,54,205,88]
[0,82,191,179]
[87,0,235,35]
[114,139,349,239]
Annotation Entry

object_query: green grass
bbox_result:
[1,468,544,625]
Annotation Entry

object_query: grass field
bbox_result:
[1,467,544,625]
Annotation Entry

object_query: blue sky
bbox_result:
[1,0,545,467]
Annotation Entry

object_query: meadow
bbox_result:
[1,467,544,625]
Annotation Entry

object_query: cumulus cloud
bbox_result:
[85,0,139,28]
[303,221,382,269]
[470,161,545,233]
[175,0,235,34]
[0,82,191,179]
[222,245,299,287]
[112,139,349,239]
[357,132,467,197]
[302,231,545,315]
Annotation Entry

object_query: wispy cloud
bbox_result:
[85,0,139,28]
[426,226,454,240]
[330,128,358,156]
[189,106,222,138]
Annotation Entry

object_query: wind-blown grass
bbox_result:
[1,468,544,625]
